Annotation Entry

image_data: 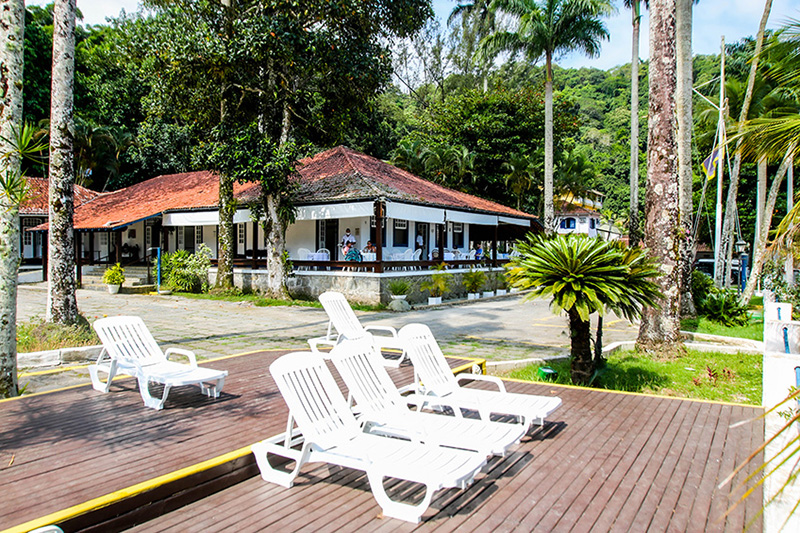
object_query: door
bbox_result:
[416,222,428,260]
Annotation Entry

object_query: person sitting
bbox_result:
[363,240,376,253]
[345,247,362,262]
[475,243,484,261]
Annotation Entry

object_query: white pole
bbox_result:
[714,36,725,283]
[787,156,794,285]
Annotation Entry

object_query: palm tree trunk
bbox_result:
[0,0,24,398]
[544,51,555,233]
[637,0,682,350]
[754,155,767,254]
[676,0,695,317]
[47,0,79,326]
[742,144,795,303]
[718,0,773,287]
[568,308,593,385]
[629,2,641,246]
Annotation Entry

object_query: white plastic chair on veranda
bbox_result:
[251,351,487,523]
[400,323,562,429]
[308,291,407,367]
[329,335,526,457]
[90,316,228,410]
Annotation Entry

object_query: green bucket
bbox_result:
[537,366,558,381]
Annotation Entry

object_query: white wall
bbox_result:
[286,219,317,257]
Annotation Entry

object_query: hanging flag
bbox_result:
[702,147,721,180]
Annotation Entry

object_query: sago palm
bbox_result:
[507,234,660,384]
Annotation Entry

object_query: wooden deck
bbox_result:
[1,350,763,532]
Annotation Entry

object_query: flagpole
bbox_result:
[714,36,725,284]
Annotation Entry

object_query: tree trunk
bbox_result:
[717,0,773,287]
[676,0,695,317]
[0,0,24,398]
[261,194,289,299]
[787,157,794,284]
[637,0,682,351]
[742,145,795,303]
[568,309,593,385]
[47,0,79,326]
[594,314,604,368]
[754,155,767,254]
[629,2,641,246]
[214,0,235,290]
[543,51,554,233]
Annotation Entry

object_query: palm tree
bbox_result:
[391,138,429,176]
[482,0,613,233]
[0,0,27,398]
[623,0,647,246]
[448,1,497,92]
[47,0,79,326]
[555,146,595,208]
[502,152,536,210]
[637,0,681,350]
[507,234,660,384]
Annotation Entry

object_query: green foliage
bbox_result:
[697,290,751,327]
[17,316,99,354]
[691,270,716,304]
[420,263,453,298]
[101,263,125,285]
[157,245,212,293]
[462,269,487,293]
[388,280,411,296]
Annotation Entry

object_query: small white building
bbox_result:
[555,191,604,238]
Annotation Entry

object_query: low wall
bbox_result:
[211,267,508,306]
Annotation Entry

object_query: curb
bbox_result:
[19,345,103,368]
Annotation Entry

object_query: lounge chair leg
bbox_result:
[252,439,311,489]
[89,356,117,393]
[367,470,436,524]
[138,376,170,410]
[200,377,225,398]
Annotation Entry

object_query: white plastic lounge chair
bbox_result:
[90,316,228,410]
[329,335,525,457]
[399,323,562,429]
[308,291,407,367]
[251,352,487,523]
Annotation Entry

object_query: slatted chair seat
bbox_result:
[329,335,525,457]
[251,352,487,523]
[308,291,407,367]
[90,316,227,410]
[399,323,562,429]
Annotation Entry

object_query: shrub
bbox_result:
[420,263,453,298]
[388,279,411,296]
[156,244,213,293]
[698,290,750,327]
[17,316,99,353]
[462,269,487,293]
[691,270,715,305]
[102,263,125,285]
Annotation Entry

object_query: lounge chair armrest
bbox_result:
[364,325,399,338]
[456,373,506,393]
[404,393,463,415]
[164,347,197,367]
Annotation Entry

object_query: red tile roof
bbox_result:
[21,177,99,215]
[293,146,536,219]
[37,146,538,231]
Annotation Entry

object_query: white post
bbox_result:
[713,36,725,283]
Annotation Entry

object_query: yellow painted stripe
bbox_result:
[500,376,763,408]
[1,445,254,533]
[19,364,91,377]
[5,348,294,403]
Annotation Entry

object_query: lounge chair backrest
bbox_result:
[94,316,164,367]
[467,250,476,260]
[297,248,310,260]
[319,291,365,338]
[330,335,404,416]
[269,352,361,449]
[403,249,413,260]
[399,324,458,395]
[412,249,422,261]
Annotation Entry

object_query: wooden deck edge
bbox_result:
[3,446,255,533]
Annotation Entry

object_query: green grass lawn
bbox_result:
[680,317,763,341]
[505,348,762,405]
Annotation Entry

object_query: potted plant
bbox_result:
[102,263,125,294]
[462,269,487,300]
[420,263,453,305]
[506,271,521,293]
[495,273,508,296]
[388,279,411,300]
[482,271,495,298]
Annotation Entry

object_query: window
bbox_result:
[178,227,185,249]
[393,219,409,247]
[370,216,387,246]
[452,222,464,248]
[589,218,596,230]
[317,220,326,250]
[560,218,576,230]
[237,224,245,245]
[145,226,152,249]
[22,219,37,245]
[100,232,109,247]
[579,217,587,225]
[195,226,203,245]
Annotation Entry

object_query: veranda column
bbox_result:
[374,200,384,273]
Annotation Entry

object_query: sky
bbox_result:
[28,0,800,71]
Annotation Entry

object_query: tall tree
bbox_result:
[0,0,26,397]
[637,0,681,350]
[717,0,773,287]
[676,0,696,317]
[482,0,613,232]
[624,0,646,246]
[47,0,79,325]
